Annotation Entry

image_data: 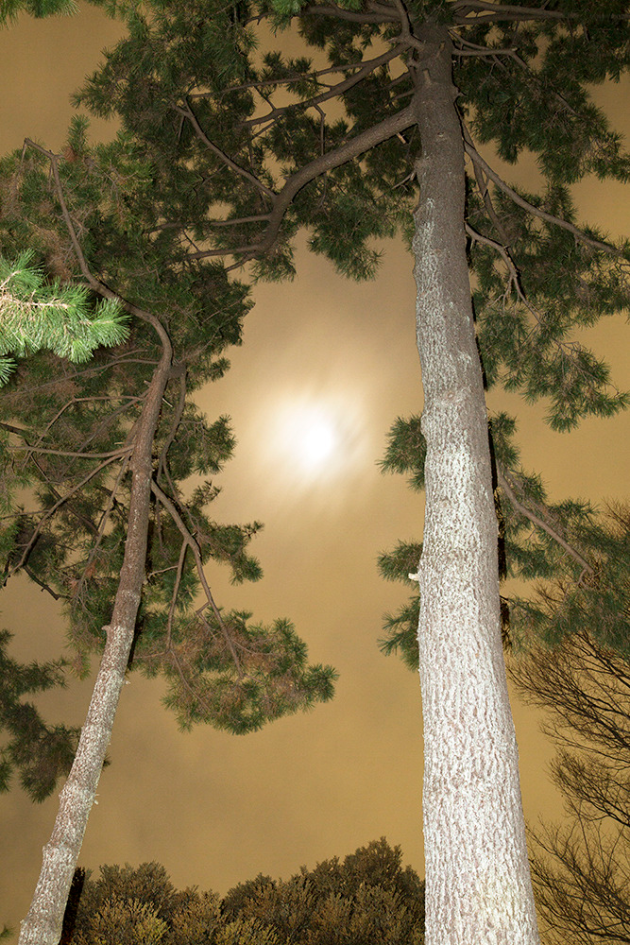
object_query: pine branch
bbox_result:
[0,253,127,381]
[301,1,399,24]
[464,140,622,257]
[150,480,244,677]
[72,456,131,605]
[22,140,172,352]
[189,102,417,263]
[239,44,407,130]
[3,453,124,583]
[23,565,64,600]
[451,1,581,23]
[174,102,276,199]
[4,443,131,459]
[156,369,187,494]
[218,52,401,97]
[496,465,595,579]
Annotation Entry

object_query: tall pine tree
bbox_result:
[23,0,630,941]
[0,96,335,945]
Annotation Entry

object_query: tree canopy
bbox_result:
[63,838,425,945]
[70,0,630,654]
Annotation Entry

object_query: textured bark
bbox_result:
[411,25,540,944]
[18,326,173,945]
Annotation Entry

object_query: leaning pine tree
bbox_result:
[69,1,630,941]
[0,119,335,944]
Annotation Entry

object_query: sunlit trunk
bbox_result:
[19,330,172,945]
[411,24,540,945]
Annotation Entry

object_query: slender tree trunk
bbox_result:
[411,25,540,945]
[18,328,172,945]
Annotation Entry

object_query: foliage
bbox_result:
[68,862,222,945]
[223,837,424,945]
[5,0,630,939]
[0,251,127,385]
[67,839,424,945]
[76,0,630,423]
[0,78,334,827]
[509,626,630,944]
[0,114,335,751]
[0,0,77,27]
[0,629,80,801]
[378,424,630,665]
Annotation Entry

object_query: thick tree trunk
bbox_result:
[18,329,172,945]
[411,25,540,945]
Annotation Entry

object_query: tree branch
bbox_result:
[464,140,622,257]
[150,480,244,677]
[451,1,574,23]
[173,102,275,199]
[23,139,172,353]
[496,465,595,578]
[189,102,417,262]
[4,443,131,459]
[301,1,399,24]
[239,44,406,130]
[3,453,125,583]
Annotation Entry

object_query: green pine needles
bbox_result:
[0,0,78,27]
[0,252,127,385]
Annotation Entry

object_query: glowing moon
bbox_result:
[258,392,366,494]
[283,407,339,472]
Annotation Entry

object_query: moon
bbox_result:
[252,390,367,499]
[281,405,340,473]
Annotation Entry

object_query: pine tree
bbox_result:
[0,105,335,945]
[40,1,630,941]
[0,0,128,811]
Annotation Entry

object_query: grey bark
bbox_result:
[18,321,173,945]
[411,25,540,944]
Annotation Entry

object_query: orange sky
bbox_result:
[0,5,629,938]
